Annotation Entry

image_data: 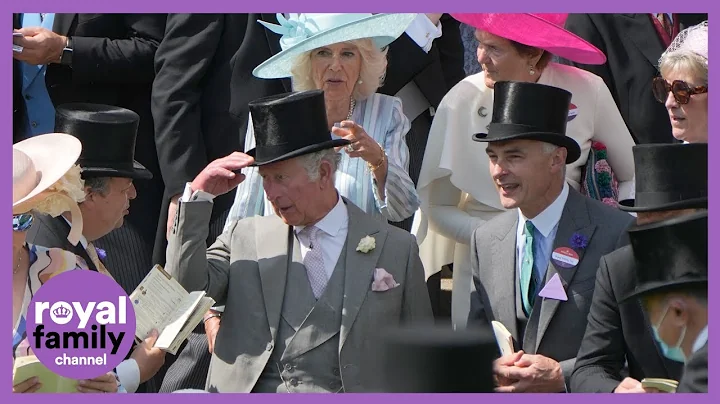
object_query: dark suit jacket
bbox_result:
[13,13,167,252]
[570,245,684,392]
[467,189,635,389]
[676,342,708,393]
[562,14,707,145]
[150,14,289,266]
[25,214,98,272]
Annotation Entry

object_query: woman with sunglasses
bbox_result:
[653,21,708,144]
[13,134,119,394]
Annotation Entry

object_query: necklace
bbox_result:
[13,246,26,275]
[347,98,356,120]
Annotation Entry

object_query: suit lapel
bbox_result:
[47,216,98,272]
[256,215,296,344]
[491,215,521,341]
[52,13,77,37]
[534,190,596,350]
[339,199,386,352]
[619,14,666,70]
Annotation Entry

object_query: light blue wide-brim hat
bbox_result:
[252,13,418,79]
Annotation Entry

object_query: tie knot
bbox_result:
[524,220,535,235]
[300,225,321,245]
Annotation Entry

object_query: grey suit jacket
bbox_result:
[467,188,634,390]
[166,196,433,392]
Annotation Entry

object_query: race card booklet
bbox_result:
[129,265,215,355]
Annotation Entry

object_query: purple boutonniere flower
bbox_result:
[570,233,589,250]
[95,247,107,261]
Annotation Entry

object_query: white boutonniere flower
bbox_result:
[356,235,376,253]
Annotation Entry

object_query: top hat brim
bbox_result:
[252,13,417,79]
[450,13,606,65]
[247,138,350,167]
[13,133,83,213]
[80,160,153,180]
[618,196,709,212]
[621,278,708,303]
[472,130,582,164]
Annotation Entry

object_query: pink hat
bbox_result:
[451,13,607,65]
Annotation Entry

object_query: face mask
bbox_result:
[651,302,687,363]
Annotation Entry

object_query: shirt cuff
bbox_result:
[115,359,140,393]
[404,14,443,53]
[180,182,216,203]
[211,305,225,313]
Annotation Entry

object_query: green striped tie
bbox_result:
[520,220,536,315]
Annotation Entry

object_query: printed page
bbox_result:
[491,321,515,356]
[129,265,189,341]
[164,296,216,355]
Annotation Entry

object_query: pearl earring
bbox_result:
[529,65,536,76]
[358,79,363,84]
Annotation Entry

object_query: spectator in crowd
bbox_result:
[415,13,636,329]
[165,90,433,392]
[652,21,708,144]
[570,143,707,393]
[466,81,634,393]
[622,211,708,393]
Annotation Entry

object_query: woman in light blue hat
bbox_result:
[225,13,421,228]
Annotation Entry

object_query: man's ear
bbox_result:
[318,160,334,188]
[550,147,568,173]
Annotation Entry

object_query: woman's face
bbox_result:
[476,30,539,89]
[310,42,362,101]
[661,68,708,143]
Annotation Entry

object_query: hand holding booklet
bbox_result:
[13,355,78,393]
[641,378,678,393]
[129,265,215,355]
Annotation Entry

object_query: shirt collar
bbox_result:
[294,193,348,238]
[692,325,708,353]
[518,181,570,238]
[62,215,88,249]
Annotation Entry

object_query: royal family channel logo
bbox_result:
[26,270,136,379]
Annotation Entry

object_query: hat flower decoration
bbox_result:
[252,13,418,79]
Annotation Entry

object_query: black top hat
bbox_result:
[619,143,707,212]
[54,103,152,180]
[374,325,497,392]
[246,90,350,166]
[622,211,708,302]
[472,81,581,164]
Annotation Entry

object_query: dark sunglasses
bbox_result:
[652,77,708,104]
[13,213,34,232]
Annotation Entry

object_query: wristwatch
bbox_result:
[60,37,73,66]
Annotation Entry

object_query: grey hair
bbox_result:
[542,143,567,176]
[290,38,389,101]
[659,50,708,87]
[83,177,112,196]
[299,149,342,182]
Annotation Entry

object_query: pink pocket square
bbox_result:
[372,268,400,292]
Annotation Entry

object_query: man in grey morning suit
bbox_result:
[465,81,634,392]
[165,90,433,393]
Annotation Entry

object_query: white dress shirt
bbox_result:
[692,325,708,354]
[294,194,349,279]
[516,182,570,282]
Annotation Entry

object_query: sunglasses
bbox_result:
[652,77,708,104]
[13,213,34,232]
